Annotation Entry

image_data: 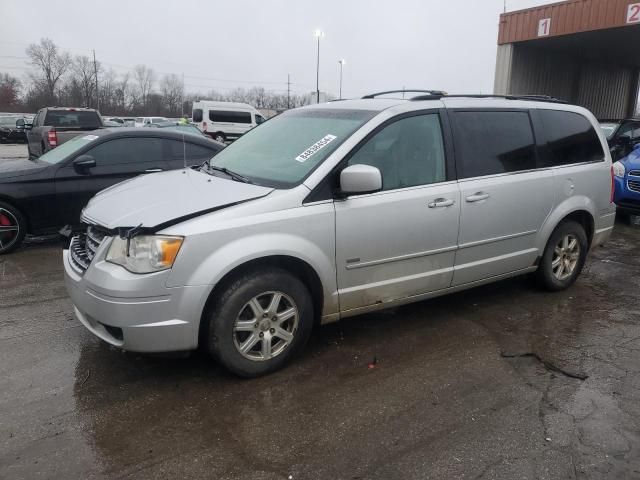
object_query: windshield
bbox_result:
[38,134,100,164]
[209,108,376,188]
[600,122,619,140]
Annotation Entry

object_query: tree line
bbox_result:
[0,38,317,116]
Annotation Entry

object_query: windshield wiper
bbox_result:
[203,164,252,184]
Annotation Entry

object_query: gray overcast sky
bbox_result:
[1,0,550,98]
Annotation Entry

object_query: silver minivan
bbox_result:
[64,94,616,377]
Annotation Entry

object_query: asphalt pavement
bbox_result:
[1,143,640,479]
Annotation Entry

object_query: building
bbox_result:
[494,0,640,119]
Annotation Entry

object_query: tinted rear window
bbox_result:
[538,110,604,166]
[452,110,536,179]
[209,110,252,124]
[44,110,101,128]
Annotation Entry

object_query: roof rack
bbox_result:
[362,89,448,99]
[409,93,568,104]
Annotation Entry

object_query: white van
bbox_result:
[191,101,266,143]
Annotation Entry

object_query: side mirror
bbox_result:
[24,122,33,130]
[339,164,382,196]
[73,155,96,172]
[15,119,25,128]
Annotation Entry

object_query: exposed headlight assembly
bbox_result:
[106,235,183,274]
[613,161,626,178]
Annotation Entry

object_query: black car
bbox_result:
[0,116,27,143]
[600,119,640,161]
[0,128,224,254]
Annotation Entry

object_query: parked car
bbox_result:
[0,128,223,254]
[191,100,266,143]
[64,94,615,377]
[134,116,167,127]
[26,107,103,158]
[143,121,206,137]
[0,116,27,143]
[599,118,640,161]
[613,143,640,214]
[103,120,123,127]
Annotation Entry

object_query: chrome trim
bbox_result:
[345,245,457,270]
[627,179,640,193]
[458,230,537,250]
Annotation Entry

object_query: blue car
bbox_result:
[613,144,640,213]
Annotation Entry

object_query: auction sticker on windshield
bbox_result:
[295,134,337,163]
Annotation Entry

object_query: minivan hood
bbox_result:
[0,158,48,180]
[82,168,274,230]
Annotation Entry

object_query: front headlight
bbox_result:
[106,235,184,273]
[613,161,626,178]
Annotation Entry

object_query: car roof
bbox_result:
[89,127,221,146]
[43,107,98,112]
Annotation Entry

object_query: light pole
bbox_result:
[338,59,346,100]
[314,29,324,103]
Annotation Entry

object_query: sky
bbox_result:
[0,0,552,99]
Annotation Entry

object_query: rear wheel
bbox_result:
[205,268,314,377]
[0,201,26,255]
[536,220,588,291]
[213,132,226,143]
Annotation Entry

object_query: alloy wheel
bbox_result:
[552,233,580,280]
[0,208,20,252]
[232,291,299,361]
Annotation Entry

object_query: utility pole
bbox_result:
[92,49,99,110]
[287,73,291,109]
[504,0,507,13]
[181,72,185,117]
[314,30,324,104]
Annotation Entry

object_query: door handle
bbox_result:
[465,192,490,203]
[428,198,455,208]
[144,168,164,173]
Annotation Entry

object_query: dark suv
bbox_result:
[600,119,640,161]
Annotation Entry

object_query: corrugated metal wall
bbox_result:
[494,44,639,118]
[499,0,638,44]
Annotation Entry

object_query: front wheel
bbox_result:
[205,268,314,377]
[535,220,588,291]
[0,201,27,255]
[213,132,226,143]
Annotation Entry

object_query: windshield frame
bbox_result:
[207,108,378,189]
[599,122,620,140]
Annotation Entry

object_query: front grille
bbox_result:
[628,180,640,193]
[69,224,108,274]
[629,170,640,177]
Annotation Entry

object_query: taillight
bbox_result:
[202,122,207,132]
[611,165,615,203]
[47,130,58,147]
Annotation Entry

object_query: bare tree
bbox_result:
[0,73,22,111]
[133,64,155,109]
[72,55,99,107]
[25,38,71,103]
[160,73,183,116]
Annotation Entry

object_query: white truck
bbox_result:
[191,101,266,143]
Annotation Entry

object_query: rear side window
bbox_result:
[209,110,252,124]
[86,138,163,166]
[192,109,203,123]
[452,111,536,178]
[44,111,101,128]
[538,110,604,166]
[164,139,216,163]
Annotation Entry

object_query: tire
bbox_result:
[214,132,226,143]
[204,268,314,377]
[0,201,27,255]
[535,220,588,291]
